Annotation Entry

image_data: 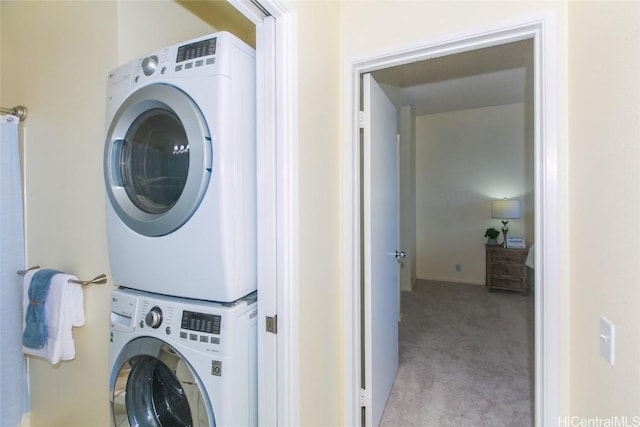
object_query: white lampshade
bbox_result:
[491,198,521,219]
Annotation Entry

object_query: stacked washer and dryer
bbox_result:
[103,32,258,427]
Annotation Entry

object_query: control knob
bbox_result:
[145,306,163,329]
[141,55,159,76]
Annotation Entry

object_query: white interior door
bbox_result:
[363,73,399,427]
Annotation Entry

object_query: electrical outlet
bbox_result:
[454,264,462,272]
[599,316,615,365]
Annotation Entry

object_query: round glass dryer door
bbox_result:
[110,337,214,427]
[104,84,212,237]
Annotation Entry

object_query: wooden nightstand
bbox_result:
[485,245,529,295]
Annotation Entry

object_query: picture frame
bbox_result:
[506,236,525,248]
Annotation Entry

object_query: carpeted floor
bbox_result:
[379,280,534,427]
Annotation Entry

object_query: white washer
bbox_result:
[103,32,256,302]
[109,287,257,427]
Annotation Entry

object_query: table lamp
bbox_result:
[491,198,521,247]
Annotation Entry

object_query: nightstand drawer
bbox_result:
[491,263,524,276]
[490,275,523,290]
[492,250,525,264]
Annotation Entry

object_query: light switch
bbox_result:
[599,316,615,365]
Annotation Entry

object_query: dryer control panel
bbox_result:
[176,37,217,63]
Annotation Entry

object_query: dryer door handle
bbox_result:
[107,138,125,188]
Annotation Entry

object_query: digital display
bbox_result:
[176,38,217,63]
[181,310,221,335]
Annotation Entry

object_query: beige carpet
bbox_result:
[379,280,534,427]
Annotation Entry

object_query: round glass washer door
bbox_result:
[110,337,214,427]
[104,83,212,237]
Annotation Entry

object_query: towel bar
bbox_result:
[0,105,28,121]
[17,266,107,287]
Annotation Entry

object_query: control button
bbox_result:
[165,326,171,335]
[139,320,144,328]
[199,335,208,343]
[206,58,215,65]
[185,62,193,69]
[141,55,158,76]
[161,66,167,75]
[175,65,183,72]
[195,60,204,67]
[134,75,140,83]
[189,334,198,341]
[145,307,163,329]
[180,332,187,339]
[210,337,220,344]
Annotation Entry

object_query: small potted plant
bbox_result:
[484,227,500,245]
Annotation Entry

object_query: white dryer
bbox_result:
[103,32,256,302]
[109,287,257,427]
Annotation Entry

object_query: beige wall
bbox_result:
[415,103,534,285]
[568,1,640,418]
[295,1,342,424]
[116,1,226,64]
[1,2,118,425]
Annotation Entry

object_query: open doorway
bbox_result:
[373,39,534,293]
[371,39,535,425]
[343,18,561,427]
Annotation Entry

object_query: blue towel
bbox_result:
[22,269,62,349]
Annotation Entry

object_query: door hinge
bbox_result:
[266,314,278,334]
[359,111,365,129]
[360,388,368,426]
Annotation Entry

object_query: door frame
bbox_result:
[341,12,565,427]
[226,1,299,425]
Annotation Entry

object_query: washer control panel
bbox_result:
[111,288,257,354]
[179,311,222,345]
[181,310,221,334]
[134,293,224,346]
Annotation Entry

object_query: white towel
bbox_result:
[22,270,85,364]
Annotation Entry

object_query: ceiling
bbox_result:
[372,39,534,116]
